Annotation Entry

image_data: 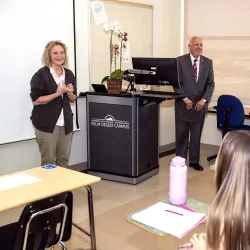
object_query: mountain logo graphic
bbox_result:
[104,115,115,121]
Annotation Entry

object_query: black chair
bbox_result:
[207,95,250,161]
[0,191,73,250]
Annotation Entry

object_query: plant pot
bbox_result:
[107,79,122,94]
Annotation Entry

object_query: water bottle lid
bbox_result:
[171,156,186,167]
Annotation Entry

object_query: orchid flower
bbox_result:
[103,20,121,33]
[101,20,128,83]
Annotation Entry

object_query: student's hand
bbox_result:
[184,98,193,110]
[179,233,207,250]
[191,233,207,250]
[195,100,205,111]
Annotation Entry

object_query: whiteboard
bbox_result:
[90,1,153,88]
[0,0,76,144]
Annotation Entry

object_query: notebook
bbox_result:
[131,202,206,238]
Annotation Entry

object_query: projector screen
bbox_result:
[0,0,76,144]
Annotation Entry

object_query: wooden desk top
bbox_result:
[208,106,250,117]
[0,167,101,212]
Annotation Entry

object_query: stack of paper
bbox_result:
[210,164,216,171]
[132,202,206,238]
[0,173,41,191]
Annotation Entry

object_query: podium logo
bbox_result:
[91,115,129,129]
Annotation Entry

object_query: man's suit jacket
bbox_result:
[174,53,215,122]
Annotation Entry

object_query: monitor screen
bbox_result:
[132,57,179,86]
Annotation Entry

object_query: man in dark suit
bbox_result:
[174,36,215,171]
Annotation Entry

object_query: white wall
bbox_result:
[201,114,222,146]
[0,0,183,174]
[75,0,91,93]
[159,101,176,146]
[158,0,184,145]
[125,0,183,57]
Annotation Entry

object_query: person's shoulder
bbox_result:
[177,54,189,61]
[34,66,50,76]
[31,66,50,83]
[201,55,212,63]
[64,67,75,81]
[64,67,74,76]
[177,53,189,59]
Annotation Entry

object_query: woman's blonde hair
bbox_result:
[206,130,250,250]
[42,40,68,67]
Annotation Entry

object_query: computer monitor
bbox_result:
[132,57,179,86]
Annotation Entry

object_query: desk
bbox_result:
[0,167,101,250]
[208,103,250,117]
[126,199,210,236]
[208,106,250,116]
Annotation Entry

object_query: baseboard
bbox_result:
[159,142,175,153]
[69,162,88,172]
[159,142,176,158]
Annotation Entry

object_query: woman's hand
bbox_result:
[66,83,74,96]
[179,233,207,250]
[65,83,76,103]
[56,82,66,96]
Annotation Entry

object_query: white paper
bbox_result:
[90,1,108,25]
[122,42,130,63]
[0,173,41,191]
[132,202,206,238]
[210,164,216,171]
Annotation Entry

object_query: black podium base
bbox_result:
[86,91,186,185]
[87,167,159,185]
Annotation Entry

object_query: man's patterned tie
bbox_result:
[193,59,197,80]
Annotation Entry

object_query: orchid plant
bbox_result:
[101,20,128,83]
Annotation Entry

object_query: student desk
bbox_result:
[208,104,250,117]
[0,166,101,250]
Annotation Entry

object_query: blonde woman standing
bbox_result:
[30,40,76,168]
[180,130,250,250]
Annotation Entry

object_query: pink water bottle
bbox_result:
[169,156,187,205]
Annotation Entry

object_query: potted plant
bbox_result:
[102,20,128,94]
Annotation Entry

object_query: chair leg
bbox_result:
[58,241,67,250]
[207,154,217,162]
